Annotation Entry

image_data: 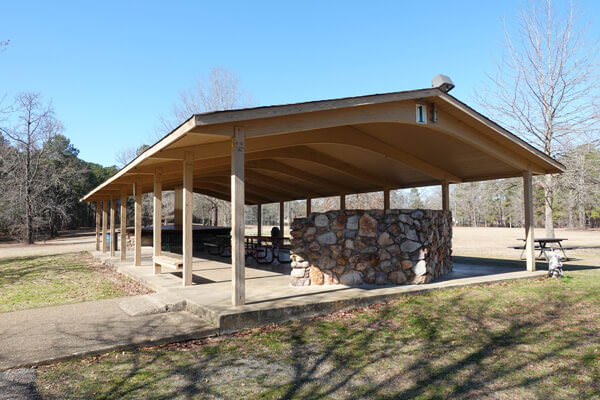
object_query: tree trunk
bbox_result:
[543,175,554,238]
[25,141,34,244]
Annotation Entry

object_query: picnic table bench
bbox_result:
[516,238,569,260]
[153,254,183,272]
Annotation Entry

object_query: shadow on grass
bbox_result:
[455,255,600,272]
[0,254,91,287]
[39,272,600,399]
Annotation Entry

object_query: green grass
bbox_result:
[38,266,600,399]
[0,252,147,313]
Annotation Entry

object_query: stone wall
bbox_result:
[290,209,452,286]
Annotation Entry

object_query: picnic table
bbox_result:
[245,235,291,264]
[517,237,569,260]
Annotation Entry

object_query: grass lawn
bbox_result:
[0,252,151,313]
[37,265,600,399]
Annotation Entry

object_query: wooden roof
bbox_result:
[82,88,564,204]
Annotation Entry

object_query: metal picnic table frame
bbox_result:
[245,235,291,264]
[518,238,569,260]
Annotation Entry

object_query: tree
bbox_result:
[115,144,150,167]
[0,39,8,53]
[151,67,254,226]
[479,0,600,237]
[157,67,253,135]
[0,93,63,243]
[408,188,424,209]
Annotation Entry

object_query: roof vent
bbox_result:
[431,74,455,93]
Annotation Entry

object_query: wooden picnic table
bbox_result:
[245,235,290,264]
[517,237,569,260]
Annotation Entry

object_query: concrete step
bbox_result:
[119,293,187,317]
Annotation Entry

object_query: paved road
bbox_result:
[0,297,217,371]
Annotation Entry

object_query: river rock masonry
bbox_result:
[290,209,452,286]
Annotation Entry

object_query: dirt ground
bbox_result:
[452,226,600,261]
[2,225,598,264]
[0,229,96,260]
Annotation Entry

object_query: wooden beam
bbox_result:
[257,203,262,236]
[198,176,294,202]
[110,198,116,257]
[102,200,108,253]
[231,127,245,306]
[134,181,142,266]
[340,195,346,210]
[152,127,461,183]
[120,190,127,261]
[279,202,284,233]
[151,146,398,188]
[174,187,183,228]
[95,202,101,251]
[307,198,312,216]
[153,170,162,275]
[196,172,307,199]
[442,181,450,211]
[247,160,354,193]
[523,171,535,272]
[383,189,390,210]
[194,182,272,204]
[183,152,194,286]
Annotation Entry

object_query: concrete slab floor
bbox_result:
[95,248,546,333]
[0,297,217,371]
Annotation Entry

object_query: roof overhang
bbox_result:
[81,88,564,204]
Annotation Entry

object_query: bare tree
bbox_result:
[479,0,600,237]
[0,93,62,243]
[151,67,254,226]
[157,67,253,135]
[0,39,8,53]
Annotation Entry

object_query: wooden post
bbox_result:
[306,198,312,216]
[134,181,142,266]
[340,195,346,210]
[102,200,108,253]
[442,181,450,211]
[383,189,390,210]
[120,191,127,261]
[174,187,183,228]
[523,171,536,271]
[279,201,285,233]
[183,152,194,286]
[110,199,116,257]
[257,203,262,236]
[95,202,101,251]
[153,170,162,274]
[231,127,245,306]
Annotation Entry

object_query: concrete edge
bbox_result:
[209,272,547,334]
[0,327,219,372]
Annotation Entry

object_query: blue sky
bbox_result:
[1,1,599,166]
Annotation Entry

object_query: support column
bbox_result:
[153,170,163,274]
[340,195,346,210]
[257,203,262,236]
[110,198,116,257]
[306,198,312,216]
[174,187,183,228]
[442,181,450,211]
[134,181,142,266]
[102,200,108,253]
[183,152,194,286]
[95,202,101,251]
[120,191,127,261]
[231,127,245,306]
[383,189,390,210]
[279,201,285,234]
[523,171,536,271]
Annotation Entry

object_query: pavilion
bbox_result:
[81,81,564,306]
